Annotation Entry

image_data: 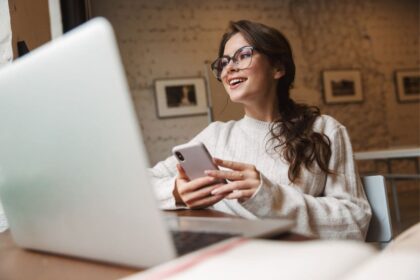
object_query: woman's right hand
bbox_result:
[173,164,226,209]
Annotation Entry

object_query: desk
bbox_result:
[354,147,420,161]
[0,210,307,280]
[354,147,420,174]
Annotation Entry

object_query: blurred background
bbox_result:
[3,0,419,234]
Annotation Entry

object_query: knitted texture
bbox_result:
[150,115,372,239]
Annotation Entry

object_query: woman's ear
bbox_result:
[273,65,285,79]
[273,68,285,80]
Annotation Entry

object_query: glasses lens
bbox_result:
[234,47,253,69]
[211,61,220,79]
[211,57,230,80]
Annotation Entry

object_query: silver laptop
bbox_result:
[0,18,293,268]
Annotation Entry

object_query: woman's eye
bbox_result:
[238,52,251,60]
[220,59,229,68]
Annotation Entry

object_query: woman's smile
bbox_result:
[227,76,248,90]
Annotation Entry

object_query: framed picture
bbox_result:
[322,70,363,104]
[395,69,420,103]
[154,77,208,118]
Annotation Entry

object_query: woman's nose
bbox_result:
[223,60,239,76]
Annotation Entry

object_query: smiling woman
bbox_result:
[149,20,372,240]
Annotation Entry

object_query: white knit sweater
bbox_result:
[150,115,372,240]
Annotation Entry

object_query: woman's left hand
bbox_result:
[205,158,261,202]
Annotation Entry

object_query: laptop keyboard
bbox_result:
[171,231,238,256]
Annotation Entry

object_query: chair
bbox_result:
[362,175,393,244]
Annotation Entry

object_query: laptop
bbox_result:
[0,18,294,268]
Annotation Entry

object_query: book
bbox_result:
[119,238,420,280]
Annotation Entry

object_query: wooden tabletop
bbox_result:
[0,230,135,280]
[0,210,309,280]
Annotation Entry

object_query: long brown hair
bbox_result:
[218,20,332,182]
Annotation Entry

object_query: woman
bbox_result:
[150,20,371,239]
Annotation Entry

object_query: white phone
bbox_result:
[172,142,225,182]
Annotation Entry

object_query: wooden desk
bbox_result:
[0,230,136,280]
[0,210,307,280]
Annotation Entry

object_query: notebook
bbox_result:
[0,18,293,268]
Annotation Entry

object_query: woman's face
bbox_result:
[221,33,283,106]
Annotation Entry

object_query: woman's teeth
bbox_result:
[229,78,246,86]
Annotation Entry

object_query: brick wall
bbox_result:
[90,0,419,166]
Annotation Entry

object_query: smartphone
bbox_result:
[172,142,225,182]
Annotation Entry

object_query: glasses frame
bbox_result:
[211,46,256,81]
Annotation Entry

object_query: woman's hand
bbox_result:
[174,164,226,209]
[205,158,261,202]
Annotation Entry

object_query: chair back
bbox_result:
[362,175,393,243]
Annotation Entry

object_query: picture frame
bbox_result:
[394,69,420,103]
[154,77,208,118]
[322,70,363,104]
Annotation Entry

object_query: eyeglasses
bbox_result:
[211,46,256,81]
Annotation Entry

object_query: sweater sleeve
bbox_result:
[148,155,183,209]
[240,126,372,240]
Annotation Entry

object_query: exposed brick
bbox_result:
[91,0,419,165]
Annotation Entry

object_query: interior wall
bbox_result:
[90,0,419,165]
[8,0,51,58]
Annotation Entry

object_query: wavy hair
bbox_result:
[218,20,332,182]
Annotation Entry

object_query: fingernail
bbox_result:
[211,189,218,195]
[204,170,211,175]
